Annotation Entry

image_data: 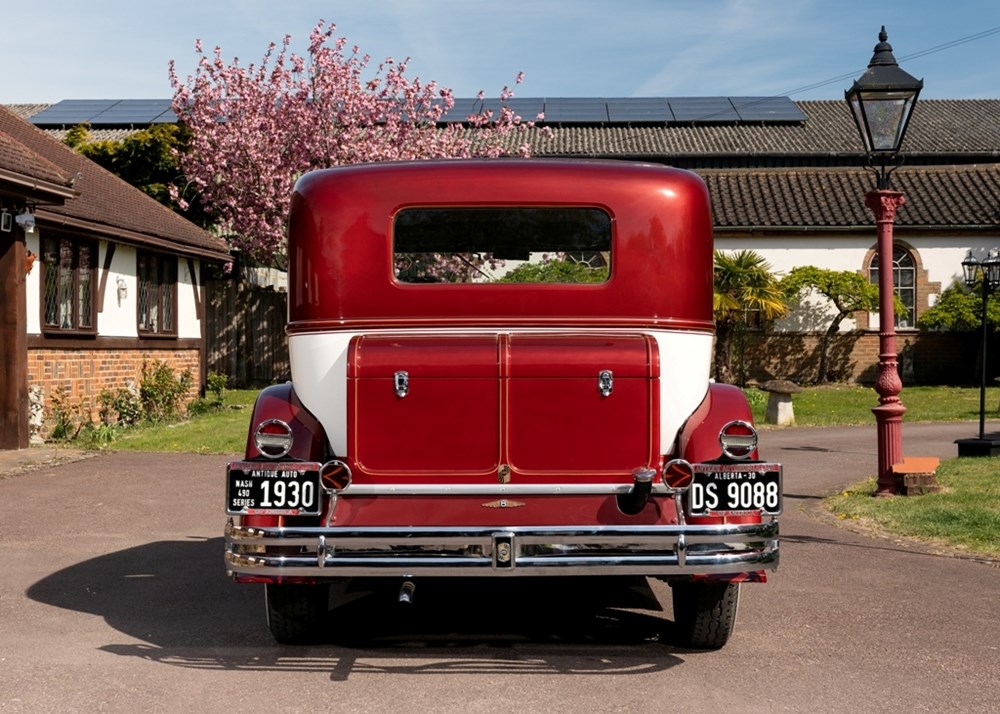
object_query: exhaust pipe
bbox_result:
[398,580,415,605]
[618,467,655,515]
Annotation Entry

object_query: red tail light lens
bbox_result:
[719,420,757,460]
[320,460,352,492]
[662,459,694,491]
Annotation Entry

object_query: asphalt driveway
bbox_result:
[1,421,997,713]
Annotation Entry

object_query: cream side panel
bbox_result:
[651,331,712,454]
[289,333,353,456]
[291,328,713,460]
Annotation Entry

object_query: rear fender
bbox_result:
[244,383,330,462]
[240,384,330,534]
[675,383,761,530]
[677,383,758,463]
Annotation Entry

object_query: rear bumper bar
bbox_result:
[225,519,779,578]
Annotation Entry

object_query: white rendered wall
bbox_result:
[24,235,203,339]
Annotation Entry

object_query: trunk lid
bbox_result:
[347,333,659,481]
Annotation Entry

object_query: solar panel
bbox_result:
[606,98,672,123]
[668,97,740,123]
[543,98,609,123]
[29,99,119,125]
[91,99,175,125]
[439,97,545,123]
[731,96,805,123]
[438,97,486,122]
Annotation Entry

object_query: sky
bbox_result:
[3,0,1000,105]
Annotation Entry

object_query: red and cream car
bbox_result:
[225,159,780,648]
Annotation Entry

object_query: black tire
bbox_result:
[264,583,330,645]
[671,581,740,650]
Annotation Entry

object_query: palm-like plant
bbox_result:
[713,250,789,384]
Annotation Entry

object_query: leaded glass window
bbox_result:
[138,252,177,335]
[41,236,96,333]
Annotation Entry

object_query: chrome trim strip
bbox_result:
[340,483,682,496]
[225,520,779,578]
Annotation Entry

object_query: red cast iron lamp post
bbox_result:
[845,26,923,496]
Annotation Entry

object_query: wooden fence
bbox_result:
[204,279,289,388]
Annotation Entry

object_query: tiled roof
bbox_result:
[6,98,1000,236]
[0,106,229,261]
[517,100,1000,159]
[0,130,76,201]
[704,165,1000,231]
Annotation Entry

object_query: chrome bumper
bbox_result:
[225,519,779,578]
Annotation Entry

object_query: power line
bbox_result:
[782,25,1000,98]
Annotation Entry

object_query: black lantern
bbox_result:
[845,26,924,188]
[958,248,1000,454]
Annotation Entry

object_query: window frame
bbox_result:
[391,206,614,285]
[868,245,917,329]
[40,233,98,336]
[137,251,178,337]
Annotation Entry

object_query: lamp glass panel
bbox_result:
[859,91,916,152]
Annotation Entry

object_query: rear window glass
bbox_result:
[393,207,611,284]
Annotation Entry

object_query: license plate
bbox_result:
[226,461,322,515]
[688,462,782,516]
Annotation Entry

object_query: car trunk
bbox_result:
[347,333,659,482]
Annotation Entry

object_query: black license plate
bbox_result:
[688,463,782,516]
[227,461,322,515]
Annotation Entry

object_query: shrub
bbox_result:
[139,360,193,423]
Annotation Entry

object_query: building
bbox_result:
[0,105,231,450]
[12,95,1000,386]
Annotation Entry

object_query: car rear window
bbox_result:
[393,207,612,284]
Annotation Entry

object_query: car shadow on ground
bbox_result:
[27,538,686,676]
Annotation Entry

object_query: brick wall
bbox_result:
[27,347,200,428]
[739,331,988,385]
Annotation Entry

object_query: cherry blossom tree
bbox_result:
[169,20,540,267]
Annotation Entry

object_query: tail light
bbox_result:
[662,459,694,492]
[321,460,352,492]
[254,419,293,459]
[719,420,757,460]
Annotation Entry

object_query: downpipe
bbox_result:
[617,467,655,515]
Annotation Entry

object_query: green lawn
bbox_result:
[748,384,1000,427]
[111,388,257,454]
[825,458,1000,559]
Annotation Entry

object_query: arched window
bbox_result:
[869,246,916,328]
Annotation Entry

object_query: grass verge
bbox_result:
[747,384,1000,427]
[823,457,1000,559]
[111,389,257,454]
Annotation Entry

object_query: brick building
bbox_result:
[0,106,230,450]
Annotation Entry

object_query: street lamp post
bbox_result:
[845,26,923,496]
[956,249,1000,456]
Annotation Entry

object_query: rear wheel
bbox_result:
[671,581,740,649]
[264,583,330,644]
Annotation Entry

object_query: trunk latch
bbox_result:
[598,370,614,397]
[394,370,409,398]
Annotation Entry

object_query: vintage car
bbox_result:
[225,158,780,648]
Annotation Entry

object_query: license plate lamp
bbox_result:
[719,420,757,460]
[255,419,293,459]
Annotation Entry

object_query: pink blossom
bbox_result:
[170,20,537,267]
